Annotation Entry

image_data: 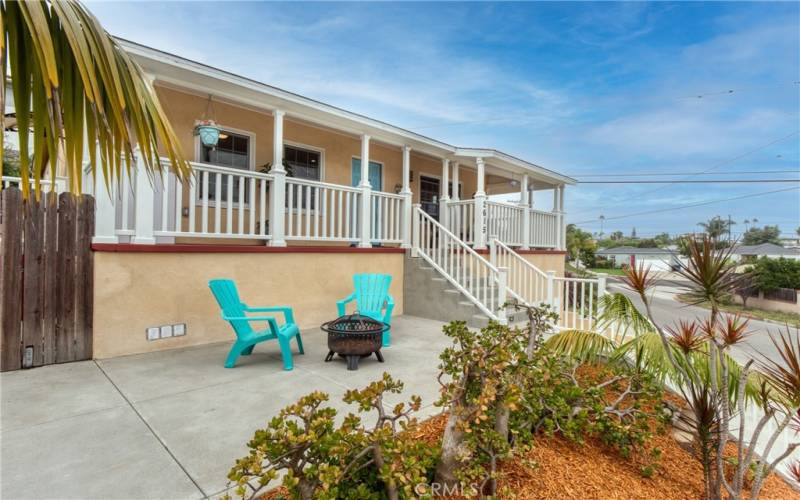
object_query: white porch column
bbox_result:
[269,110,287,246]
[439,158,450,228]
[358,134,372,248]
[473,157,487,250]
[559,184,567,251]
[132,149,155,245]
[529,180,535,207]
[92,156,118,244]
[401,145,412,248]
[451,162,460,201]
[553,185,562,250]
[520,174,530,250]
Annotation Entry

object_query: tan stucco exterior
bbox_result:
[522,252,566,276]
[93,250,404,359]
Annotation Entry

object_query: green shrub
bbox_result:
[751,257,800,292]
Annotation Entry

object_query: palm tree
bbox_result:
[1,0,189,199]
[698,216,734,241]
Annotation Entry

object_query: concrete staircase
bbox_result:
[403,253,526,328]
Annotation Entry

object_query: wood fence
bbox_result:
[0,187,94,371]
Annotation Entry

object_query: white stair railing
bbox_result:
[486,201,524,247]
[445,199,475,244]
[413,205,507,324]
[489,238,606,330]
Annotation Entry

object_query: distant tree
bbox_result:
[565,224,596,265]
[2,143,21,177]
[698,216,734,241]
[796,227,800,238]
[752,257,800,293]
[733,270,757,309]
[675,235,694,257]
[610,230,624,241]
[631,227,637,239]
[653,232,671,247]
[742,225,782,246]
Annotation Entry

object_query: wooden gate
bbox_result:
[0,187,94,371]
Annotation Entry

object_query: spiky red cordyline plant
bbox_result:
[758,328,800,408]
[676,235,740,309]
[665,320,704,354]
[789,462,800,484]
[719,315,751,347]
[621,263,658,300]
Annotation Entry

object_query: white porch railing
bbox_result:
[445,199,475,244]
[489,238,606,331]
[1,176,68,193]
[286,177,360,242]
[413,205,507,323]
[486,201,524,247]
[371,191,404,244]
[530,209,558,248]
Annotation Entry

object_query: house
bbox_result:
[596,246,680,271]
[4,39,598,363]
[730,243,800,261]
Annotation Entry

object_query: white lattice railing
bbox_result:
[286,177,361,242]
[486,201,524,247]
[445,199,475,244]
[414,205,507,323]
[371,191,404,244]
[530,209,558,248]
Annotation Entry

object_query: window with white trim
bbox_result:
[285,144,321,210]
[199,130,251,204]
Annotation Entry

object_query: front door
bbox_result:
[351,158,383,190]
[419,175,440,220]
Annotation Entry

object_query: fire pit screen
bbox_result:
[321,313,389,371]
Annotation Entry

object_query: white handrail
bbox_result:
[486,201,524,247]
[414,206,507,324]
[445,199,475,244]
[490,238,549,307]
[553,275,605,331]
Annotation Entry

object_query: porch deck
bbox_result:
[0,316,449,500]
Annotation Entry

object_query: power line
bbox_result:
[577,179,799,184]
[571,186,799,224]
[570,131,800,215]
[569,169,799,177]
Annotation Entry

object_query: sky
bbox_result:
[87,1,800,239]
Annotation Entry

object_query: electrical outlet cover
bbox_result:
[173,323,186,336]
[160,325,173,338]
[146,327,160,341]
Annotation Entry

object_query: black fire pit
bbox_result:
[321,313,389,371]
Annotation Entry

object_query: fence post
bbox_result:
[132,152,155,245]
[546,270,556,308]
[596,272,608,323]
[411,203,421,257]
[497,266,508,324]
[473,195,486,250]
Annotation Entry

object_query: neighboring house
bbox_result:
[730,243,800,262]
[3,39,594,364]
[596,246,681,272]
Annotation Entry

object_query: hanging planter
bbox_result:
[194,95,221,148]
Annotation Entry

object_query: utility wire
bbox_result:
[571,186,799,224]
[577,179,799,184]
[570,131,800,215]
[569,169,799,177]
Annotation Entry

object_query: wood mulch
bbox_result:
[413,415,799,499]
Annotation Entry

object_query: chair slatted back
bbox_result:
[353,274,392,317]
[209,279,254,340]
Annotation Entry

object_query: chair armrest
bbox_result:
[383,294,395,323]
[222,314,280,332]
[336,293,357,316]
[244,306,295,324]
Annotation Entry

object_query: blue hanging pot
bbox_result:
[195,119,221,148]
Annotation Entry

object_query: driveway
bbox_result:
[0,316,450,500]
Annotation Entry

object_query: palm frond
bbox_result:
[2,0,189,198]
[596,292,653,341]
[544,329,617,364]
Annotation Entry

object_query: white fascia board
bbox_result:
[121,39,455,157]
[455,148,576,186]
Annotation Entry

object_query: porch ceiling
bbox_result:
[119,38,575,187]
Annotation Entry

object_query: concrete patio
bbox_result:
[0,315,450,500]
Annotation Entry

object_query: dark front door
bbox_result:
[420,175,440,220]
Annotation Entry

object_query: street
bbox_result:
[608,280,798,366]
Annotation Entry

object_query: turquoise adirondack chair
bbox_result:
[337,274,394,346]
[209,279,303,370]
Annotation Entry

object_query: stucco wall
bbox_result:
[93,250,404,358]
[522,252,566,276]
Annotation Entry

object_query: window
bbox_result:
[285,144,322,210]
[199,130,251,204]
[285,145,321,181]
